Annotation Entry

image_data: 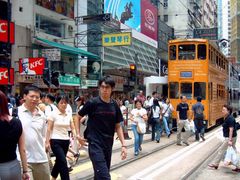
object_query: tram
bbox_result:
[168,39,239,129]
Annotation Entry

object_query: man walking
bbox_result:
[17,85,50,180]
[76,76,127,180]
[192,96,205,141]
[176,96,191,146]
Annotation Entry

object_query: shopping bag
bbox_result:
[189,120,195,133]
[224,146,239,166]
[137,122,146,134]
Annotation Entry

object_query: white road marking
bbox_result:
[128,127,222,180]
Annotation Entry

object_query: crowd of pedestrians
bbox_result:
[0,75,239,179]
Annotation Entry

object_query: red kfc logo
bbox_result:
[0,68,14,85]
[0,20,15,44]
[19,57,45,75]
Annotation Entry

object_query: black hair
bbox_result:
[46,93,55,102]
[40,92,46,99]
[223,104,232,114]
[197,96,202,102]
[23,85,41,95]
[98,75,115,88]
[134,99,143,107]
[55,94,69,104]
[152,91,157,96]
[153,98,159,110]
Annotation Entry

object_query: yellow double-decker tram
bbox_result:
[168,39,229,128]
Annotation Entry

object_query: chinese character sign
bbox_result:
[19,57,45,75]
[102,32,132,46]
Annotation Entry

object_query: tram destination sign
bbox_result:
[193,27,218,40]
[180,71,192,78]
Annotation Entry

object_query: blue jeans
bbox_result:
[132,124,144,154]
[155,120,162,141]
[161,116,171,136]
[194,120,205,140]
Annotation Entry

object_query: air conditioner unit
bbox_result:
[68,25,73,32]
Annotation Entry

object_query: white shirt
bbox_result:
[66,104,72,116]
[120,105,127,120]
[49,110,72,140]
[45,103,58,118]
[151,106,160,118]
[17,105,48,163]
[162,103,174,117]
[131,108,147,125]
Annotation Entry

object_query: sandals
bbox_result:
[208,164,218,169]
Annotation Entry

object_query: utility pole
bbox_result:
[7,0,11,93]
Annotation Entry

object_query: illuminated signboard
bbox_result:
[0,20,15,44]
[0,68,14,85]
[180,71,192,78]
[104,0,158,41]
[102,32,132,46]
[19,57,45,75]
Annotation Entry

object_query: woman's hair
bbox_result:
[153,99,159,111]
[0,90,10,121]
[56,94,69,105]
[223,104,232,114]
[75,96,85,105]
[135,99,143,107]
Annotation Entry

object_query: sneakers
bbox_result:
[139,145,142,151]
[167,133,171,138]
[208,164,218,170]
[134,152,139,156]
[156,140,160,143]
[200,135,205,141]
[182,142,190,146]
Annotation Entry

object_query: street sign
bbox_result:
[42,49,61,61]
[59,74,81,86]
[102,32,132,47]
[76,13,111,25]
[193,27,218,40]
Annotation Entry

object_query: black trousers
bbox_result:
[50,139,70,180]
[88,140,112,180]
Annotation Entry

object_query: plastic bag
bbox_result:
[189,120,195,133]
[224,146,239,166]
[137,122,146,134]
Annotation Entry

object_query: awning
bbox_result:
[35,37,99,59]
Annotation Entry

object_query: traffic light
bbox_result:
[43,68,50,87]
[130,64,136,81]
[51,71,59,87]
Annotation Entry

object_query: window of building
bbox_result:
[169,45,176,60]
[198,44,206,60]
[164,15,168,22]
[163,0,168,8]
[178,44,195,60]
[169,82,179,99]
[36,14,65,38]
[194,82,206,99]
[181,82,192,99]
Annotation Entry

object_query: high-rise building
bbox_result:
[218,0,230,56]
[158,0,202,38]
[230,0,240,62]
[201,0,217,28]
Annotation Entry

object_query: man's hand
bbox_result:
[121,146,127,160]
[77,135,87,146]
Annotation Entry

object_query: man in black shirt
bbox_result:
[76,76,127,180]
[176,96,191,146]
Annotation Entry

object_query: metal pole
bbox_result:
[159,58,161,77]
[7,0,11,90]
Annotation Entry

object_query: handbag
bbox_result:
[224,146,239,166]
[160,105,170,120]
[137,122,146,134]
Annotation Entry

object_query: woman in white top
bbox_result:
[150,99,161,143]
[45,95,76,180]
[129,100,148,156]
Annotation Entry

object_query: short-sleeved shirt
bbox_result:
[0,117,22,163]
[176,103,189,120]
[48,110,72,140]
[131,108,148,124]
[192,102,204,118]
[222,114,237,138]
[78,96,123,146]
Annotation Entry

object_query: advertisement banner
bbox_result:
[141,0,158,41]
[0,20,15,44]
[59,74,80,86]
[0,68,14,85]
[19,57,45,75]
[87,60,101,80]
[102,32,132,46]
[36,0,74,18]
[104,0,141,31]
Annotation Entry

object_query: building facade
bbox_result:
[230,0,240,63]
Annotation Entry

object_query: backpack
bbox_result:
[194,105,204,120]
[12,107,19,119]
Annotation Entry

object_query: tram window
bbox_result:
[194,82,206,99]
[170,45,176,60]
[178,44,195,60]
[169,82,179,99]
[198,44,206,60]
[180,83,192,99]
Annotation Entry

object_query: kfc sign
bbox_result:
[0,68,14,85]
[0,20,15,44]
[19,57,45,75]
